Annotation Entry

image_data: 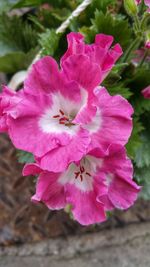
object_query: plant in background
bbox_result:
[0,0,150,224]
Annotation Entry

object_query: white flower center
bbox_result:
[52,108,75,127]
[38,92,81,135]
[59,156,103,192]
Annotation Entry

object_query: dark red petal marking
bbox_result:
[53,115,60,118]
[80,174,83,181]
[59,121,65,124]
[86,172,91,177]
[63,116,69,121]
[80,166,85,173]
[74,172,80,179]
[59,109,65,115]
[59,117,66,121]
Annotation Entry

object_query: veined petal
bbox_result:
[61,32,84,64]
[95,34,114,49]
[108,176,141,210]
[95,144,141,210]
[32,172,66,210]
[24,56,62,95]
[37,128,91,172]
[65,184,106,225]
[88,87,133,151]
[61,54,102,92]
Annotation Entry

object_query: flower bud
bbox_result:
[135,0,141,5]
[145,32,150,48]
[124,0,138,16]
[142,85,150,99]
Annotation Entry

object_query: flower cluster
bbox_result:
[0,33,141,225]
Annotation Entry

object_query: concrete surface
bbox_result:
[0,222,150,267]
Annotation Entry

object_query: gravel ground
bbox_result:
[0,222,150,267]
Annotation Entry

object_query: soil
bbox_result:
[0,134,150,247]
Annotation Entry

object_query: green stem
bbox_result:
[138,50,149,68]
[121,37,141,63]
[134,15,141,32]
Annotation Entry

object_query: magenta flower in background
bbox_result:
[144,0,150,11]
[23,145,140,225]
[135,0,150,5]
[142,85,150,98]
[145,40,150,49]
[132,48,150,65]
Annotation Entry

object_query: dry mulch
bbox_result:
[0,134,150,247]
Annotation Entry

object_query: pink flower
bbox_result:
[143,0,150,11]
[142,85,150,99]
[132,48,150,66]
[23,145,140,225]
[144,0,150,11]
[2,33,132,173]
[7,77,133,172]
[61,32,123,83]
[145,40,150,49]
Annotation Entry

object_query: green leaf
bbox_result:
[126,118,144,159]
[0,0,19,13]
[126,68,150,115]
[91,0,117,13]
[135,166,150,200]
[135,132,150,168]
[0,14,38,53]
[0,47,38,73]
[0,14,38,73]
[39,29,60,56]
[112,63,129,73]
[13,0,42,8]
[85,11,132,50]
[17,150,34,164]
[106,83,133,99]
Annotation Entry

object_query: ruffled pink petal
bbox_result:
[61,54,102,92]
[24,56,62,95]
[0,86,23,133]
[88,87,133,151]
[0,115,8,132]
[23,163,42,176]
[32,172,66,210]
[37,128,91,172]
[65,184,106,225]
[101,44,123,81]
[95,34,114,49]
[73,103,97,125]
[101,144,133,180]
[61,33,122,85]
[61,32,84,64]
[142,86,150,99]
[94,144,141,210]
[108,176,141,210]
